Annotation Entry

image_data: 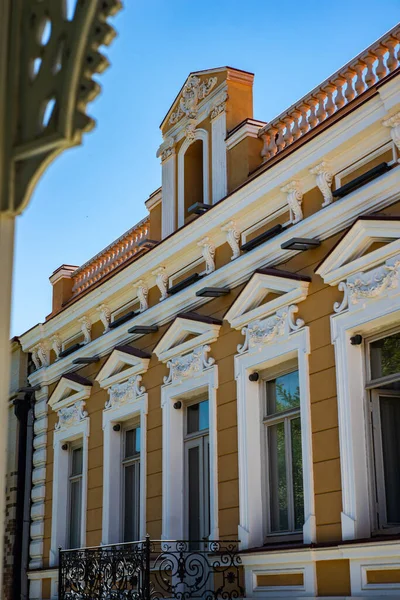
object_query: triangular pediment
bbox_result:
[49,372,92,411]
[154,312,222,363]
[225,268,310,330]
[316,217,400,285]
[96,345,151,389]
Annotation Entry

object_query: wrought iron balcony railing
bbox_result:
[59,537,244,600]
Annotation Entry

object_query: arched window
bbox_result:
[178,129,209,227]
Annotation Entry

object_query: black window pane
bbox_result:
[267,371,300,415]
[370,333,400,380]
[124,462,140,541]
[187,400,209,434]
[268,422,288,532]
[380,396,400,525]
[71,447,83,476]
[69,479,82,549]
[125,428,140,458]
[188,446,200,540]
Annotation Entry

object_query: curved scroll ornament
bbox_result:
[222,221,240,261]
[309,161,333,207]
[198,237,216,274]
[105,376,146,410]
[333,282,349,313]
[281,180,303,224]
[169,75,218,125]
[55,400,88,431]
[347,258,400,305]
[164,345,215,385]
[6,0,122,214]
[238,311,288,354]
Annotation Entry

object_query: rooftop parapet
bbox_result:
[258,24,399,163]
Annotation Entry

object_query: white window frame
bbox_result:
[234,327,315,550]
[178,128,210,228]
[331,294,400,541]
[111,298,140,323]
[102,391,147,545]
[161,365,219,541]
[121,421,142,542]
[334,141,397,189]
[50,416,89,566]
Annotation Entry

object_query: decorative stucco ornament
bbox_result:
[79,316,92,344]
[37,342,49,368]
[382,111,400,158]
[169,75,218,125]
[164,345,215,385]
[153,267,169,301]
[98,304,111,333]
[198,237,216,274]
[221,221,240,260]
[310,161,333,207]
[346,257,400,305]
[281,180,303,224]
[135,280,149,312]
[105,375,146,410]
[55,400,88,431]
[51,335,62,360]
[238,305,304,354]
[210,92,228,120]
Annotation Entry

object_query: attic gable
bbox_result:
[225,268,310,330]
[96,345,151,389]
[49,372,92,410]
[154,312,222,363]
[316,217,400,285]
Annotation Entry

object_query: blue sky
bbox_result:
[11,1,399,336]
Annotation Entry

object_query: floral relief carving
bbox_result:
[198,237,216,274]
[185,121,197,141]
[221,221,240,260]
[31,347,41,370]
[79,316,92,344]
[310,161,333,207]
[346,256,400,305]
[157,137,176,162]
[51,335,62,360]
[105,375,146,411]
[281,180,303,224]
[98,304,111,333]
[382,111,400,156]
[164,345,215,385]
[153,266,169,301]
[238,305,304,354]
[55,400,88,431]
[36,342,49,368]
[135,279,149,313]
[169,75,218,125]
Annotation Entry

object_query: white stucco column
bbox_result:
[161,149,176,239]
[211,102,227,204]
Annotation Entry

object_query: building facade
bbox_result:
[18,24,400,599]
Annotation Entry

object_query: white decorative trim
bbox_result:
[51,335,62,360]
[49,376,92,411]
[161,149,176,239]
[50,413,89,565]
[281,180,303,224]
[29,387,49,569]
[234,326,315,550]
[222,220,240,260]
[37,342,49,368]
[333,281,349,314]
[211,102,228,203]
[78,315,91,344]
[309,161,333,207]
[225,120,265,150]
[98,304,111,333]
[134,279,149,313]
[161,365,219,540]
[210,91,228,120]
[197,237,216,274]
[102,383,147,544]
[169,75,217,125]
[382,111,400,158]
[347,254,400,306]
[316,218,400,286]
[178,128,210,228]
[54,400,88,431]
[96,347,150,389]
[31,347,41,371]
[153,266,169,301]
[164,344,214,385]
[157,137,175,163]
[225,270,310,331]
[238,305,304,354]
[154,315,221,364]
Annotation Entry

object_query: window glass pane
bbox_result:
[267,371,299,415]
[187,400,209,434]
[291,417,304,531]
[370,333,400,381]
[188,445,200,540]
[71,447,83,476]
[124,462,140,541]
[268,421,288,532]
[125,428,140,458]
[69,479,82,549]
[380,396,400,525]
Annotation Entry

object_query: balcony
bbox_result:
[59,538,243,600]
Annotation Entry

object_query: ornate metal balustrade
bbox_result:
[59,538,244,600]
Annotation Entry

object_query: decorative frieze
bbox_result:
[222,221,240,260]
[382,111,400,156]
[210,92,228,120]
[185,121,197,141]
[79,316,92,344]
[51,335,62,360]
[135,279,149,312]
[164,345,215,385]
[281,180,303,224]
[105,375,146,410]
[310,161,333,207]
[153,266,169,301]
[98,304,111,333]
[169,75,217,124]
[238,305,304,354]
[198,237,216,274]
[55,400,88,431]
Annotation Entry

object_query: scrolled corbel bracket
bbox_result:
[198,237,216,274]
[221,221,240,261]
[153,267,169,301]
[281,180,303,224]
[382,111,400,159]
[310,161,334,207]
[135,279,149,313]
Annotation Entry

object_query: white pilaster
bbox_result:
[211,110,227,204]
[161,153,176,239]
